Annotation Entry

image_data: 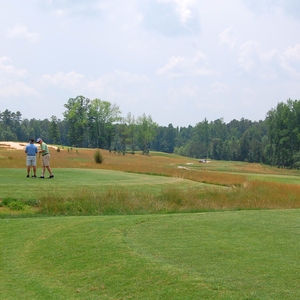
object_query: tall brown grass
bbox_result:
[1,145,300,216]
[0,147,246,186]
[35,180,300,216]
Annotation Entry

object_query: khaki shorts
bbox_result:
[42,154,50,167]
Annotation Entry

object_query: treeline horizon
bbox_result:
[1,96,300,169]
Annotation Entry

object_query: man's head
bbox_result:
[30,138,34,143]
[36,138,42,144]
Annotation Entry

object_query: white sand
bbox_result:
[0,141,57,150]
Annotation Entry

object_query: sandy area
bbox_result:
[0,141,57,150]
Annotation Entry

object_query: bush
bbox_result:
[94,150,103,164]
[25,199,39,206]
[2,197,18,206]
[2,198,25,210]
[8,201,24,211]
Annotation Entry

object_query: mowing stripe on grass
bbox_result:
[0,210,299,299]
[0,168,212,200]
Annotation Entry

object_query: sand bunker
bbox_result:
[0,141,57,150]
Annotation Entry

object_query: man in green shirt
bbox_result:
[36,138,54,178]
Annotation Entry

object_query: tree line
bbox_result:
[1,96,300,168]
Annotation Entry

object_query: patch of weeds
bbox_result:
[8,201,24,211]
[2,197,18,206]
[1,197,33,211]
[24,199,39,207]
[2,198,25,211]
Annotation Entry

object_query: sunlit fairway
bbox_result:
[1,143,300,299]
[1,210,299,299]
[0,168,210,199]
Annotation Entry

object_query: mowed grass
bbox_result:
[1,144,300,299]
[0,168,208,199]
[1,210,300,299]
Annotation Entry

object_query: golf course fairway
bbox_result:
[1,209,299,299]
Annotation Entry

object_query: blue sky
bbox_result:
[1,0,300,127]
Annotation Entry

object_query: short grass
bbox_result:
[0,168,208,199]
[0,210,299,299]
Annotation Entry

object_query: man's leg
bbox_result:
[27,165,30,177]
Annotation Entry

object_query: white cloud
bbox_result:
[238,40,261,72]
[156,52,215,78]
[140,0,199,36]
[238,41,300,78]
[7,23,40,43]
[219,27,237,50]
[238,41,283,79]
[280,44,300,77]
[41,71,84,88]
[283,44,300,61]
[0,82,39,98]
[158,0,195,25]
[0,57,37,98]
[0,57,28,78]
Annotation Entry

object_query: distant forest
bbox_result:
[1,96,300,169]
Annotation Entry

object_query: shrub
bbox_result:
[25,199,39,206]
[94,150,103,164]
[8,201,24,211]
[2,197,18,206]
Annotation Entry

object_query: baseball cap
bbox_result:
[36,138,42,143]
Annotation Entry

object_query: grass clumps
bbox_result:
[1,197,25,210]
[0,197,39,215]
[20,179,300,217]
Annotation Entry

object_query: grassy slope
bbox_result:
[1,145,300,299]
[0,210,299,299]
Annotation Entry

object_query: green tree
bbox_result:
[124,112,136,154]
[63,95,90,147]
[266,99,299,168]
[137,114,158,155]
[88,99,121,149]
[49,115,61,144]
[192,118,210,159]
[239,131,251,161]
[211,138,223,160]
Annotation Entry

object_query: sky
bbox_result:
[1,0,300,127]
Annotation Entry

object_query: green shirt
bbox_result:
[41,142,49,155]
